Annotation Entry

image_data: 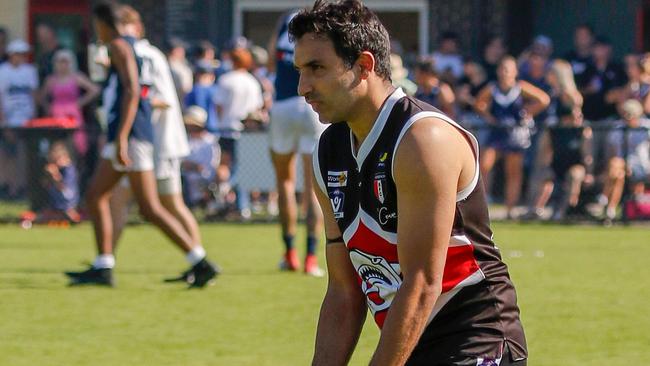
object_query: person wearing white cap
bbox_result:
[0,39,38,198]
[181,106,221,210]
[0,39,38,127]
[600,99,650,223]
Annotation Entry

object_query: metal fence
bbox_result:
[1,120,649,225]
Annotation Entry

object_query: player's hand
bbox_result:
[116,139,131,167]
[584,174,594,186]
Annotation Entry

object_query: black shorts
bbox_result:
[407,343,527,366]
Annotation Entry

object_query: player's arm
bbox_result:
[520,80,550,118]
[473,85,496,124]
[312,171,367,366]
[75,72,101,108]
[438,82,456,119]
[110,38,141,165]
[369,117,470,366]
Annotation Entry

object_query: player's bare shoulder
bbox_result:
[393,116,476,191]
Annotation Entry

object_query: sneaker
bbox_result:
[279,249,300,271]
[65,267,114,287]
[166,260,222,284]
[304,255,325,277]
[187,258,219,288]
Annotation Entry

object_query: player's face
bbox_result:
[294,33,358,124]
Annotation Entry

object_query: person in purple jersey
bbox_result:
[290,1,526,365]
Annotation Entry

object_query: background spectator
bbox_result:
[390,53,417,96]
[181,106,220,211]
[564,24,594,88]
[166,37,193,107]
[184,62,218,133]
[0,39,38,127]
[600,99,650,223]
[40,49,100,156]
[474,56,550,218]
[481,36,507,82]
[431,31,463,83]
[0,27,8,64]
[247,44,273,129]
[213,46,263,218]
[42,141,80,222]
[606,54,650,116]
[0,39,38,199]
[413,56,455,117]
[581,36,626,122]
[456,58,488,127]
[527,60,591,220]
[35,23,64,83]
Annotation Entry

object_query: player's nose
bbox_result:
[297,74,312,97]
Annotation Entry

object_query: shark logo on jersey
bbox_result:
[349,249,402,313]
[329,189,345,219]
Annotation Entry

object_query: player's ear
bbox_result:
[356,51,375,80]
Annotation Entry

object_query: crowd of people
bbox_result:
[0,15,649,227]
[390,26,650,223]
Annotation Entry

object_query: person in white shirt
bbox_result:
[108,5,219,283]
[431,31,464,82]
[0,40,38,127]
[212,46,263,217]
[0,39,38,198]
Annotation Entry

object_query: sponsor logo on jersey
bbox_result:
[378,206,397,225]
[329,189,345,219]
[377,152,388,168]
[327,170,348,187]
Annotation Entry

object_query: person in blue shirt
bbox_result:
[184,61,219,133]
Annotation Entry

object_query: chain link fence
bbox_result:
[1,120,649,225]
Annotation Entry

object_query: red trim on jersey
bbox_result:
[375,310,388,328]
[347,221,399,262]
[442,244,481,292]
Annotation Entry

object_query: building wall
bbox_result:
[0,0,28,41]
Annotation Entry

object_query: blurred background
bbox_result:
[0,0,649,225]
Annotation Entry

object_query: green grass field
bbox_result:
[1,222,649,365]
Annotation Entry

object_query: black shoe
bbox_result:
[66,267,114,287]
[187,259,219,288]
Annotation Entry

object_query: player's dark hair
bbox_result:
[93,1,120,31]
[288,0,391,80]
